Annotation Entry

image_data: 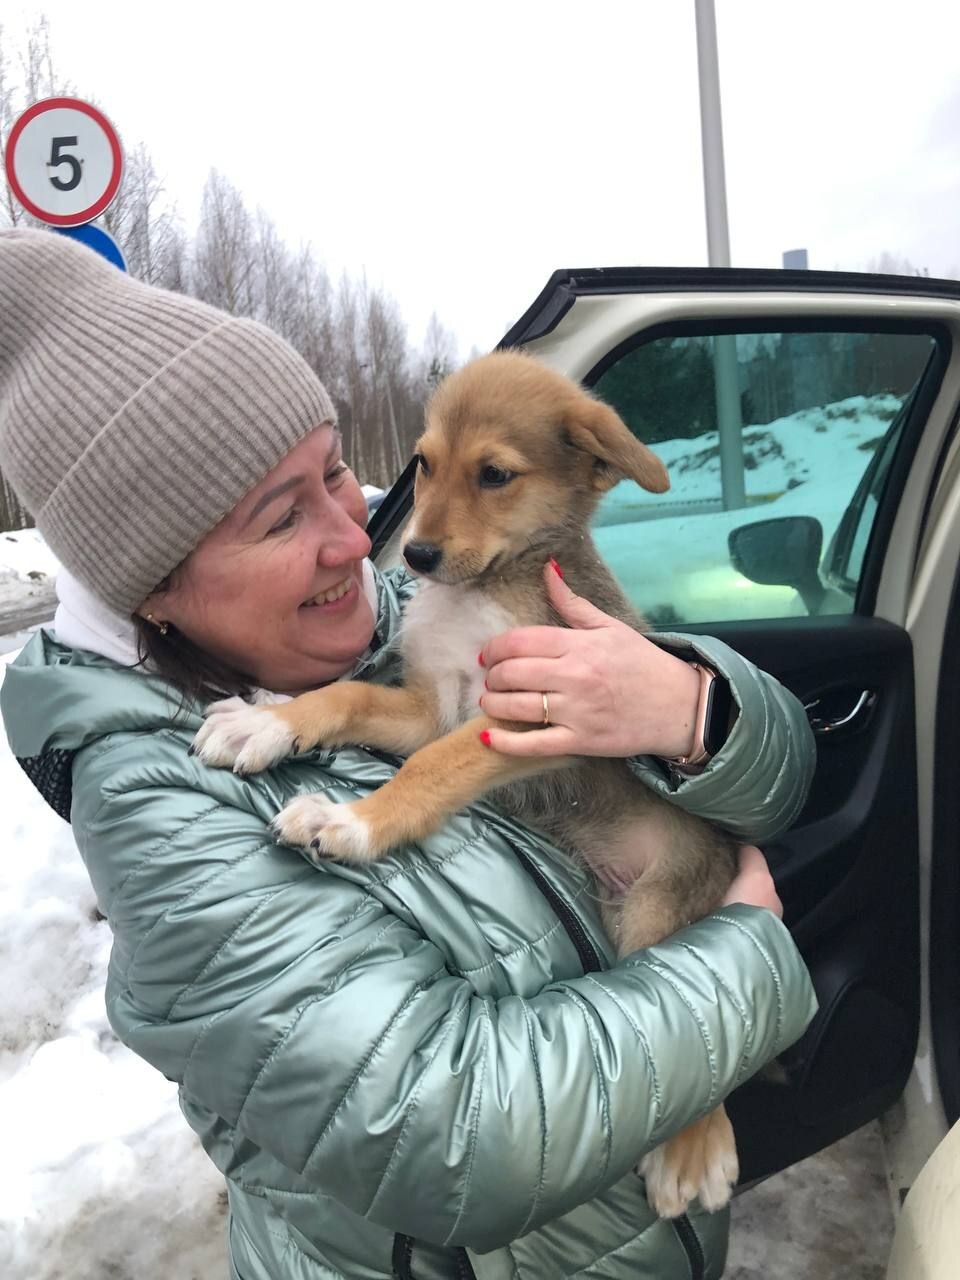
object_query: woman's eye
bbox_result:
[268,508,300,535]
[479,464,515,488]
[414,453,430,476]
[326,462,349,485]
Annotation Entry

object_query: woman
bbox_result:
[0,228,816,1280]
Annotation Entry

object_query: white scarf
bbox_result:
[53,562,380,702]
[54,569,141,668]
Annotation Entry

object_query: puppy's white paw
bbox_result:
[639,1109,738,1217]
[272,794,374,864]
[192,698,297,773]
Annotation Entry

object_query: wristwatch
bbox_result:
[667,662,732,768]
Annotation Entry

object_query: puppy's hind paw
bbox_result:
[272,794,376,865]
[192,698,296,773]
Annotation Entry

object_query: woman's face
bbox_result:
[142,425,375,692]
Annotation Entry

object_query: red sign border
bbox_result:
[3,96,123,227]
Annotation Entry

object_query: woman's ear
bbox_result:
[565,396,670,494]
[135,566,181,626]
[135,590,172,629]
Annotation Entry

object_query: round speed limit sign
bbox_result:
[4,96,123,227]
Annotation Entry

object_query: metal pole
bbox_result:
[695,0,746,509]
[695,0,730,268]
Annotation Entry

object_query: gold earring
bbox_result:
[146,613,170,637]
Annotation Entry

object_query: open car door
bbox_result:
[370,266,960,1187]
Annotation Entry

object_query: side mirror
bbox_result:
[728,516,826,615]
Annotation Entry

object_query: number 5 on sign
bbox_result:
[3,97,123,227]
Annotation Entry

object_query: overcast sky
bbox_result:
[6,0,960,357]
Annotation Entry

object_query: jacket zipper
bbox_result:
[507,835,705,1280]
[455,1247,478,1279]
[672,1214,705,1280]
[503,835,602,974]
[392,1233,414,1278]
[391,1235,476,1280]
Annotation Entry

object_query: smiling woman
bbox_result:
[136,427,376,694]
[0,228,817,1280]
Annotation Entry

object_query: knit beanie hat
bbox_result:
[0,227,337,614]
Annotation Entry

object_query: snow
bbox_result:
[0,528,59,658]
[0,528,60,582]
[0,646,228,1278]
[0,391,898,1276]
[592,393,898,622]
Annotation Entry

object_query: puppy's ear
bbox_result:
[565,397,670,494]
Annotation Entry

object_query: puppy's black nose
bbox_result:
[403,541,443,575]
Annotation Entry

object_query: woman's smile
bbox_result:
[300,575,360,611]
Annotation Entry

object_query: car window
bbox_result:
[590,328,936,623]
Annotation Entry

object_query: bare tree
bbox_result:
[420,311,459,394]
[867,252,929,278]
[285,245,337,402]
[0,16,72,229]
[334,274,373,484]
[102,143,187,287]
[0,26,19,228]
[364,283,408,481]
[0,16,71,527]
[192,170,257,315]
[0,472,30,532]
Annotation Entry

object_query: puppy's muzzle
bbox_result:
[403,540,443,575]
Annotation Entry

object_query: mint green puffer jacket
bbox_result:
[1,567,817,1280]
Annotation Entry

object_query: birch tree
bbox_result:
[0,16,72,229]
[192,170,257,315]
[102,143,189,287]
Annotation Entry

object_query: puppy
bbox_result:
[194,350,740,1217]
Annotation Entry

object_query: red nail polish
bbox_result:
[550,558,564,580]
[479,730,491,746]
[483,678,489,690]
[478,651,485,667]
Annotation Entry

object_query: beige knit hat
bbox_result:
[0,227,337,614]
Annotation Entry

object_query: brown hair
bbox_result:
[132,568,255,708]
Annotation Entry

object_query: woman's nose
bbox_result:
[319,501,372,565]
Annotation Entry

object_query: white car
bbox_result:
[369,263,960,1207]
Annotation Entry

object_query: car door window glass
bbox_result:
[590,330,935,623]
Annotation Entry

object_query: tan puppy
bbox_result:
[194,350,740,1218]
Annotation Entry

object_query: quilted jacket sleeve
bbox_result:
[629,632,817,843]
[73,737,817,1254]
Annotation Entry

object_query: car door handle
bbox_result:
[804,689,876,735]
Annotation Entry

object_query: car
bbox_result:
[367,263,960,1203]
[361,483,386,515]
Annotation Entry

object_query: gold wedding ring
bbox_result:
[542,691,550,726]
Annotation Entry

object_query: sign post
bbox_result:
[3,96,126,268]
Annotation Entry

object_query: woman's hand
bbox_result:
[478,560,702,759]
[722,845,783,918]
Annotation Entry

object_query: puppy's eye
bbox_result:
[479,464,515,488]
[414,453,430,476]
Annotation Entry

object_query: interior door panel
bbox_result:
[686,616,919,1183]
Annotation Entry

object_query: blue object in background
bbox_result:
[53,223,127,271]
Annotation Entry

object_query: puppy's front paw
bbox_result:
[192,697,297,773]
[639,1107,738,1218]
[272,794,376,864]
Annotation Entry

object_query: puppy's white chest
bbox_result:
[402,584,516,732]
